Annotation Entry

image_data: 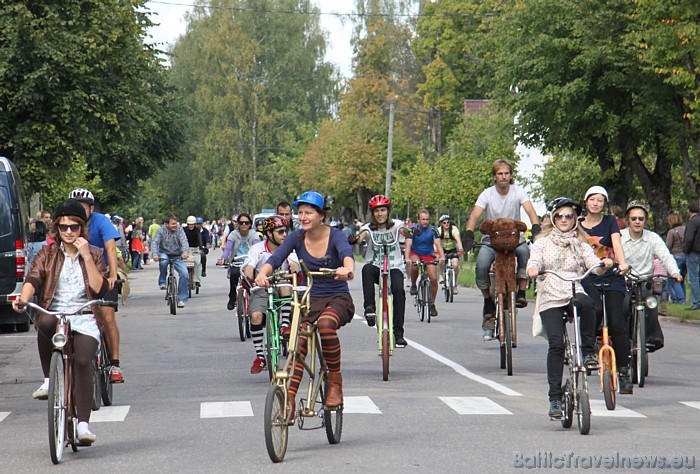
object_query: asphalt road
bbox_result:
[1,248,699,473]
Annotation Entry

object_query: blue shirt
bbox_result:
[409,224,439,256]
[88,212,119,255]
[266,228,353,298]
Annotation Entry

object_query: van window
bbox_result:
[0,184,12,238]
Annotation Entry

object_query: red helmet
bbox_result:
[262,214,288,234]
[368,194,391,211]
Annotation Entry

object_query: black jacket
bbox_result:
[683,213,700,254]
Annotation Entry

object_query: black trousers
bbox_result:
[581,281,629,367]
[540,293,596,400]
[229,265,241,302]
[361,265,406,338]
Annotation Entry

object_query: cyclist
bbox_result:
[526,197,613,419]
[69,188,124,383]
[353,195,411,347]
[242,215,298,374]
[255,190,354,417]
[405,209,445,318]
[437,214,464,294]
[276,200,301,231]
[183,216,203,290]
[578,186,632,394]
[196,217,211,277]
[151,214,190,308]
[13,199,109,444]
[219,213,260,311]
[620,201,682,352]
[464,159,541,340]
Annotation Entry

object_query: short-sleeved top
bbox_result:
[475,184,530,221]
[243,240,298,276]
[362,221,404,270]
[409,224,439,256]
[580,215,625,294]
[266,227,353,298]
[87,212,120,255]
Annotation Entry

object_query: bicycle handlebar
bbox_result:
[365,225,407,248]
[18,299,117,317]
[541,263,603,282]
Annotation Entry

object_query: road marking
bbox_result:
[440,396,512,415]
[0,412,9,423]
[680,401,700,410]
[200,401,253,418]
[91,405,131,422]
[343,396,382,414]
[589,400,645,417]
[405,339,523,397]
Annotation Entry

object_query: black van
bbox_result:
[0,156,31,332]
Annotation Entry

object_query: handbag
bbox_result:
[531,291,547,339]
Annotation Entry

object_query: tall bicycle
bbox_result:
[366,226,405,381]
[413,260,436,323]
[20,299,116,464]
[542,265,603,435]
[264,263,342,463]
[476,242,521,376]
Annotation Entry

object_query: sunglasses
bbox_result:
[554,213,575,220]
[57,224,81,233]
[274,229,287,236]
[238,221,251,225]
[629,216,645,222]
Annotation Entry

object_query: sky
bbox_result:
[144,0,355,77]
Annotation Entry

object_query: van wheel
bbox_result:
[0,325,13,334]
[16,321,30,332]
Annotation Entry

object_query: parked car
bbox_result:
[0,156,31,332]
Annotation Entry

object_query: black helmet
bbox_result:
[547,197,582,216]
[54,199,87,222]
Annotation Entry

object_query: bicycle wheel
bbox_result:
[92,359,101,411]
[237,289,246,342]
[504,308,513,376]
[100,343,113,406]
[577,385,591,435]
[322,375,343,444]
[417,278,426,322]
[168,276,177,315]
[636,310,646,387]
[264,384,288,463]
[603,370,616,411]
[561,381,573,429]
[48,352,66,464]
[265,317,279,382]
[424,279,432,323]
[497,295,506,370]
[245,314,251,339]
[381,328,390,381]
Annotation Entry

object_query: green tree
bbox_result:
[0,0,185,207]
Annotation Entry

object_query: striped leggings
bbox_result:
[288,309,342,397]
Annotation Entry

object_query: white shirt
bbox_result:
[243,240,298,276]
[362,221,405,270]
[475,184,530,221]
[620,228,679,279]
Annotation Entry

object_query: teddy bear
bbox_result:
[479,218,528,302]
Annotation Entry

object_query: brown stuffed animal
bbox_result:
[479,218,528,301]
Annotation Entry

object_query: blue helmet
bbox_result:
[294,190,328,210]
[195,217,204,224]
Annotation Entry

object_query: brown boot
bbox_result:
[287,392,296,422]
[325,372,343,408]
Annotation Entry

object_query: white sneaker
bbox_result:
[177,301,185,308]
[77,422,96,444]
[32,380,49,400]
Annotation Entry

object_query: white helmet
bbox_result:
[439,214,451,223]
[69,188,95,204]
[186,215,196,224]
[584,185,608,202]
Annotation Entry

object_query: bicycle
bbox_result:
[413,260,436,323]
[252,282,293,381]
[476,241,523,376]
[185,253,197,298]
[593,271,618,410]
[20,299,116,464]
[165,258,180,315]
[366,226,405,381]
[442,250,460,303]
[91,326,113,410]
[263,262,342,463]
[625,269,660,388]
[228,255,251,341]
[542,265,603,435]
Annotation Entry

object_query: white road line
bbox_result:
[91,405,131,422]
[343,396,382,414]
[200,401,253,418]
[680,401,700,410]
[440,396,512,415]
[405,338,523,397]
[589,400,645,418]
[0,412,9,423]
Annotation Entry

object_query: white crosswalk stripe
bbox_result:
[200,401,254,418]
[0,412,9,423]
[589,400,645,418]
[440,396,512,415]
[343,396,382,414]
[91,406,131,422]
[679,401,700,410]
